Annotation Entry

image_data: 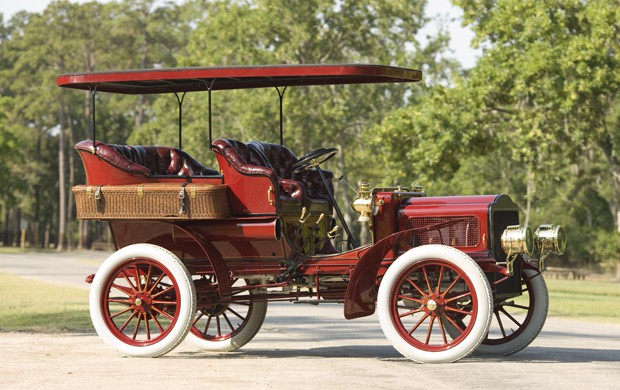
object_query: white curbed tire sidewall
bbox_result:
[476,268,548,355]
[377,245,493,363]
[89,244,196,358]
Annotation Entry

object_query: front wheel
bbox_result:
[377,245,492,363]
[89,244,196,358]
[477,268,548,355]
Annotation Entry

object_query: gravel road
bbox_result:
[1,251,619,389]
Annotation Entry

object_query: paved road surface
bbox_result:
[0,250,106,289]
[1,251,619,389]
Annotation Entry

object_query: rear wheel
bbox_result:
[377,245,492,363]
[89,244,196,357]
[477,268,548,355]
[187,277,267,352]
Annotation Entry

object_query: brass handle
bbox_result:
[267,186,275,206]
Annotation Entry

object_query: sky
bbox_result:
[0,0,480,69]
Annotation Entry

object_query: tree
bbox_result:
[0,0,194,249]
[375,0,620,270]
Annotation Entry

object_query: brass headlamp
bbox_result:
[501,224,565,273]
[501,225,534,257]
[534,224,566,267]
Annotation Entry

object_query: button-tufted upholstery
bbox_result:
[212,139,334,201]
[75,140,219,177]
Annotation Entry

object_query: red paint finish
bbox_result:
[372,192,399,243]
[344,227,425,319]
[57,64,422,94]
[214,153,277,215]
[110,220,233,297]
[398,196,493,253]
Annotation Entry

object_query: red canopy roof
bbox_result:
[56,64,422,94]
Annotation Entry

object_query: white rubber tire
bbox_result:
[186,300,267,352]
[377,245,493,363]
[477,268,548,355]
[89,244,196,358]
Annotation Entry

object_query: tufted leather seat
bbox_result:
[75,140,219,177]
[212,139,334,202]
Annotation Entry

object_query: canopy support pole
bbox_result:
[203,80,216,148]
[275,86,287,146]
[173,92,187,150]
[88,84,98,154]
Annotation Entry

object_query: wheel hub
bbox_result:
[423,295,445,315]
[132,291,153,314]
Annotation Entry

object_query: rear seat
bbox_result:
[75,140,219,177]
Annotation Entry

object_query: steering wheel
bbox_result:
[291,147,338,174]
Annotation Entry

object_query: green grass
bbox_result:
[546,278,620,323]
[0,273,93,332]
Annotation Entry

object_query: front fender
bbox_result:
[344,228,419,319]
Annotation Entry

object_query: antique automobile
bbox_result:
[57,64,565,363]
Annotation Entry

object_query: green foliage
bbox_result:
[375,0,620,268]
[0,0,196,247]
[592,230,620,272]
[131,0,458,219]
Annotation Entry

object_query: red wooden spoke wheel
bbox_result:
[90,244,196,357]
[477,268,548,355]
[377,245,492,363]
[186,277,267,352]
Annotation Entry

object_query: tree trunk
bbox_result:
[44,222,50,249]
[597,129,620,231]
[14,208,21,247]
[523,166,535,227]
[2,206,7,246]
[135,95,145,129]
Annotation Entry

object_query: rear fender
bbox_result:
[109,220,231,297]
[172,224,231,297]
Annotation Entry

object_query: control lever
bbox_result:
[327,226,339,239]
[299,206,310,224]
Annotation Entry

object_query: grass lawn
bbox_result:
[546,278,620,324]
[0,273,92,332]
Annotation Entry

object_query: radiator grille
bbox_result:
[407,216,479,247]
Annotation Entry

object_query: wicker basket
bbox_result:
[73,183,230,220]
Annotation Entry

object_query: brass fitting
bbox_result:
[352,179,373,223]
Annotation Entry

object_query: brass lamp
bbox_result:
[500,225,533,275]
[534,224,566,257]
[501,225,534,257]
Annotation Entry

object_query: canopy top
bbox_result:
[57,64,422,94]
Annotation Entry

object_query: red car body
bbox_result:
[59,64,563,363]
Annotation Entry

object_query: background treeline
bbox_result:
[0,0,618,277]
